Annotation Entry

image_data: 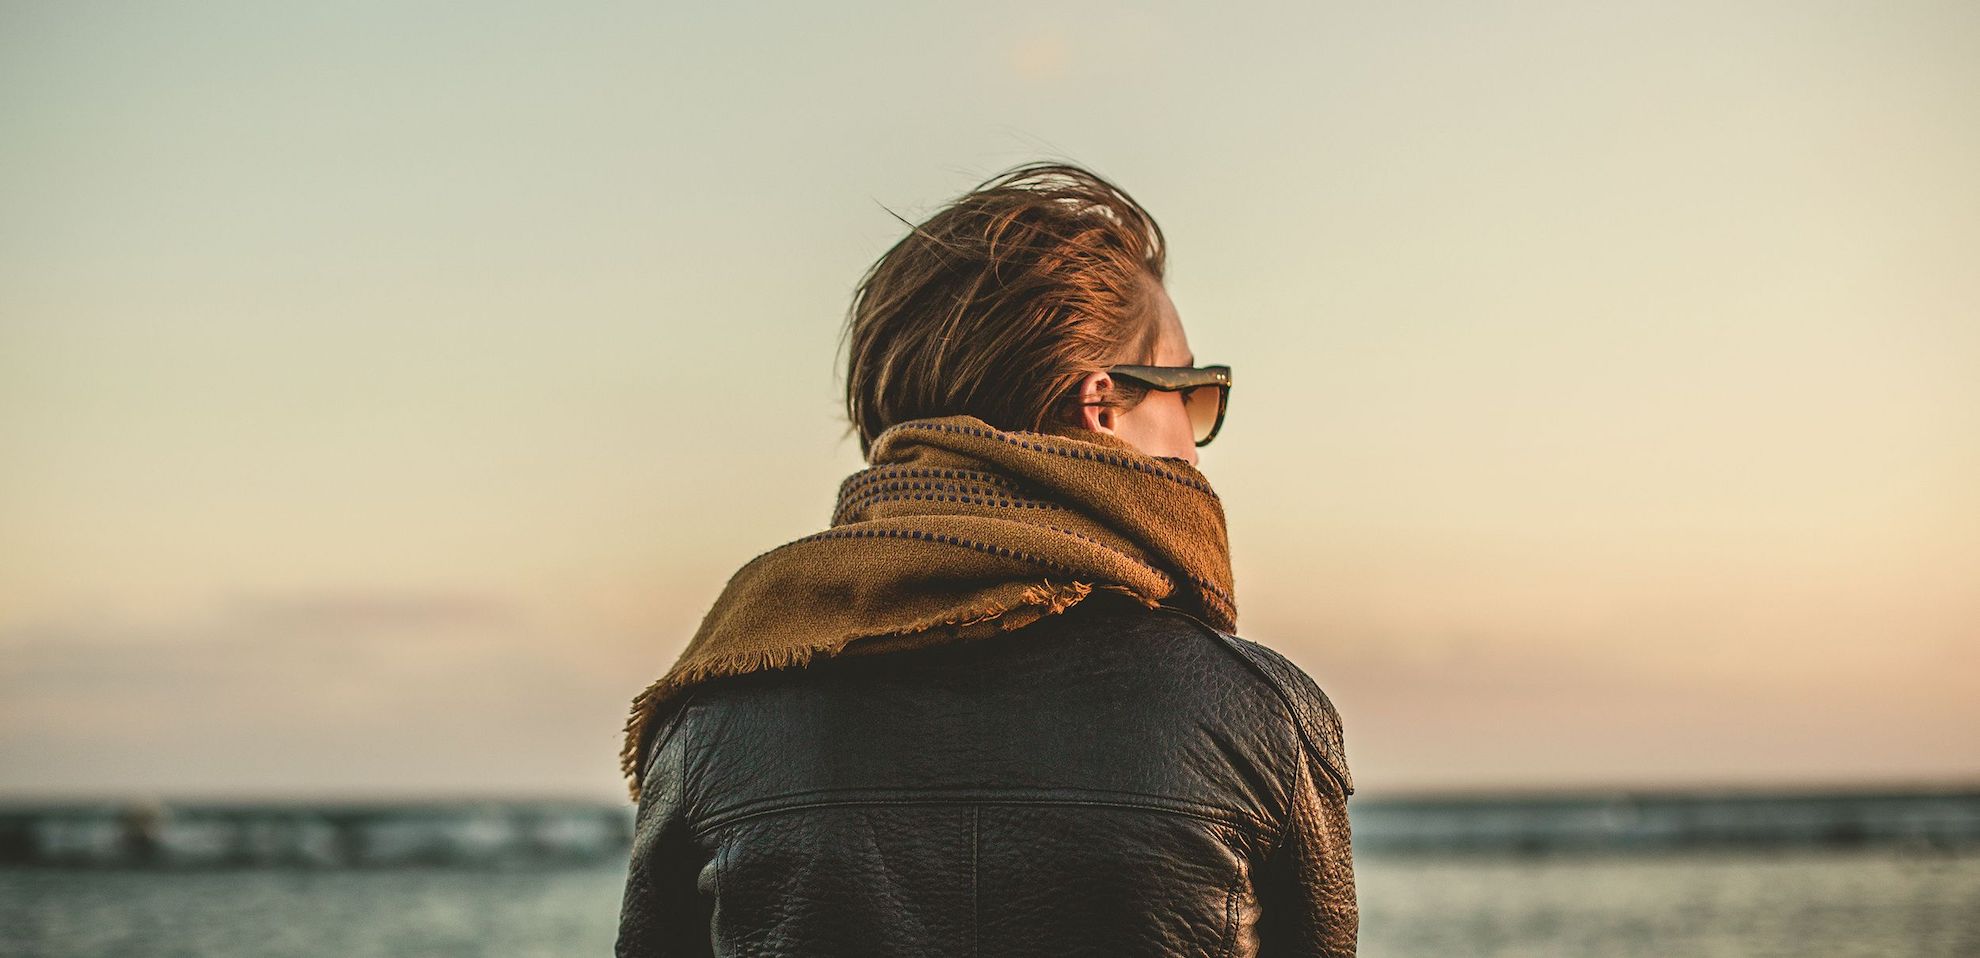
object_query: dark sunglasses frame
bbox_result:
[1103,363,1233,447]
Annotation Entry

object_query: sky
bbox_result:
[1,1,1975,800]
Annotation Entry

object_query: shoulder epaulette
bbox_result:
[1159,609,1354,796]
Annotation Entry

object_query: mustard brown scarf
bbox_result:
[618,413,1238,801]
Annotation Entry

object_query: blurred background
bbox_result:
[2,1,1975,956]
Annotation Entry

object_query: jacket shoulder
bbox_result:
[1155,610,1354,796]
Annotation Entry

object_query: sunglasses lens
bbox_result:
[1182,385,1224,445]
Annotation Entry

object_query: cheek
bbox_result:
[1161,392,1194,431]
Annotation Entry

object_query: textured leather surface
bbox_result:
[617,588,1357,957]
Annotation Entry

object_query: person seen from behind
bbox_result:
[617,160,1358,957]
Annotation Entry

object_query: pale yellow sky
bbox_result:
[2,1,1975,798]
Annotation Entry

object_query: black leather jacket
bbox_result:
[617,588,1357,956]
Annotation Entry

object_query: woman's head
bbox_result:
[839,161,1202,465]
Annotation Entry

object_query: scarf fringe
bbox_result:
[619,578,1098,801]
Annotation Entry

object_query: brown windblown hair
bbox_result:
[839,162,1170,460]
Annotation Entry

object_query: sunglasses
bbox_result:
[1095,363,1233,447]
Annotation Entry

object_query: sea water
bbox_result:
[4,792,1976,957]
[6,848,1976,957]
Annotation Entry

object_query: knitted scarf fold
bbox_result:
[618,413,1237,801]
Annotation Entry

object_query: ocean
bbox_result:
[4,790,1975,957]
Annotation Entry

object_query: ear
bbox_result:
[1076,371,1116,434]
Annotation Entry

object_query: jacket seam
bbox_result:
[970,804,980,958]
[1260,754,1307,873]
[1219,875,1240,958]
[712,835,724,912]
[693,784,1268,833]
[690,794,1264,840]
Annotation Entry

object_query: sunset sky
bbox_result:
[3,1,1975,799]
